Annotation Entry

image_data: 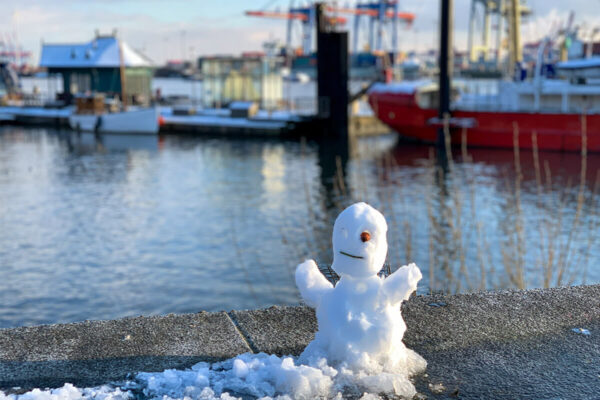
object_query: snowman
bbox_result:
[295,202,426,378]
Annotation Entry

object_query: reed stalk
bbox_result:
[280,119,598,295]
[558,114,588,285]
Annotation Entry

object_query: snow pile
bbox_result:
[0,384,130,400]
[133,340,423,399]
[135,354,333,399]
[1,202,425,400]
[0,349,419,399]
[368,80,433,95]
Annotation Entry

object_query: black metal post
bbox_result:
[316,2,349,141]
[314,2,350,207]
[437,0,453,152]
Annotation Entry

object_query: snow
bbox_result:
[572,328,591,336]
[162,114,288,130]
[253,110,303,122]
[1,203,425,400]
[556,57,600,70]
[0,384,130,400]
[40,37,152,68]
[229,101,256,110]
[368,79,433,95]
[0,106,74,119]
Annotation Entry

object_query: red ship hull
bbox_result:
[368,90,600,152]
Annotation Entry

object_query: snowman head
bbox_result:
[331,202,388,278]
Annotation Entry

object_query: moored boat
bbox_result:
[69,107,159,135]
[368,58,600,152]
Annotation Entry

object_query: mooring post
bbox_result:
[437,0,453,162]
[316,2,349,141]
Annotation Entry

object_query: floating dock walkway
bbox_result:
[0,105,390,138]
[0,106,72,126]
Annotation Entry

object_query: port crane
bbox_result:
[245,1,415,57]
[246,7,347,56]
[466,0,531,68]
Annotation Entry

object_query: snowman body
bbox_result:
[296,202,425,373]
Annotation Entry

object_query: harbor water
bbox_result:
[0,124,599,328]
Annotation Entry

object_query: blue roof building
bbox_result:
[40,33,154,104]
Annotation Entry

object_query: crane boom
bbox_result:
[331,7,415,23]
[245,10,347,24]
[245,11,308,21]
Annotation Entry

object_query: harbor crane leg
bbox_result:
[369,17,375,50]
[286,17,294,55]
[483,1,491,60]
[353,13,361,53]
[496,0,504,68]
[468,1,476,61]
[376,1,385,51]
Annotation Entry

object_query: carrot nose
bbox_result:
[360,232,371,242]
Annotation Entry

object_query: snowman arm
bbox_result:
[382,262,422,304]
[295,259,333,308]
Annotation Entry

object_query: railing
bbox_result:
[452,79,501,112]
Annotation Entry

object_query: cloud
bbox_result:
[5,1,600,65]
[4,2,285,64]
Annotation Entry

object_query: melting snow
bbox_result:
[0,353,417,399]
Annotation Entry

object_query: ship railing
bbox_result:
[452,79,501,112]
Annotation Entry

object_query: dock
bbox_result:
[159,107,301,136]
[0,106,72,126]
[0,105,391,138]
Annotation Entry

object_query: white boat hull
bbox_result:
[69,108,159,135]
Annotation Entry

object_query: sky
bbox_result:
[2,0,600,65]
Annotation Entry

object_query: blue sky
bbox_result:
[3,0,599,65]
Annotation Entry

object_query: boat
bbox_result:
[69,105,159,135]
[67,37,159,135]
[368,56,600,152]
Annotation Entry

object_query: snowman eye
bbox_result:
[360,231,371,242]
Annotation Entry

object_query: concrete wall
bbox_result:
[2,285,600,398]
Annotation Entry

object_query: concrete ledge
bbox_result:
[402,284,600,350]
[2,285,600,398]
[229,306,317,356]
[0,312,250,390]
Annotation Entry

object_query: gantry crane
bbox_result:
[245,6,347,56]
[339,1,414,55]
[246,1,415,58]
[467,0,531,68]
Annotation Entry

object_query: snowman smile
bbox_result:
[339,250,364,259]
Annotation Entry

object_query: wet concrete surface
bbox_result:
[413,320,600,399]
[0,312,250,391]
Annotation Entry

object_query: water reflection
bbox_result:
[65,132,161,153]
[0,126,598,329]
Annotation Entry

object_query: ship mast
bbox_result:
[118,37,128,111]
